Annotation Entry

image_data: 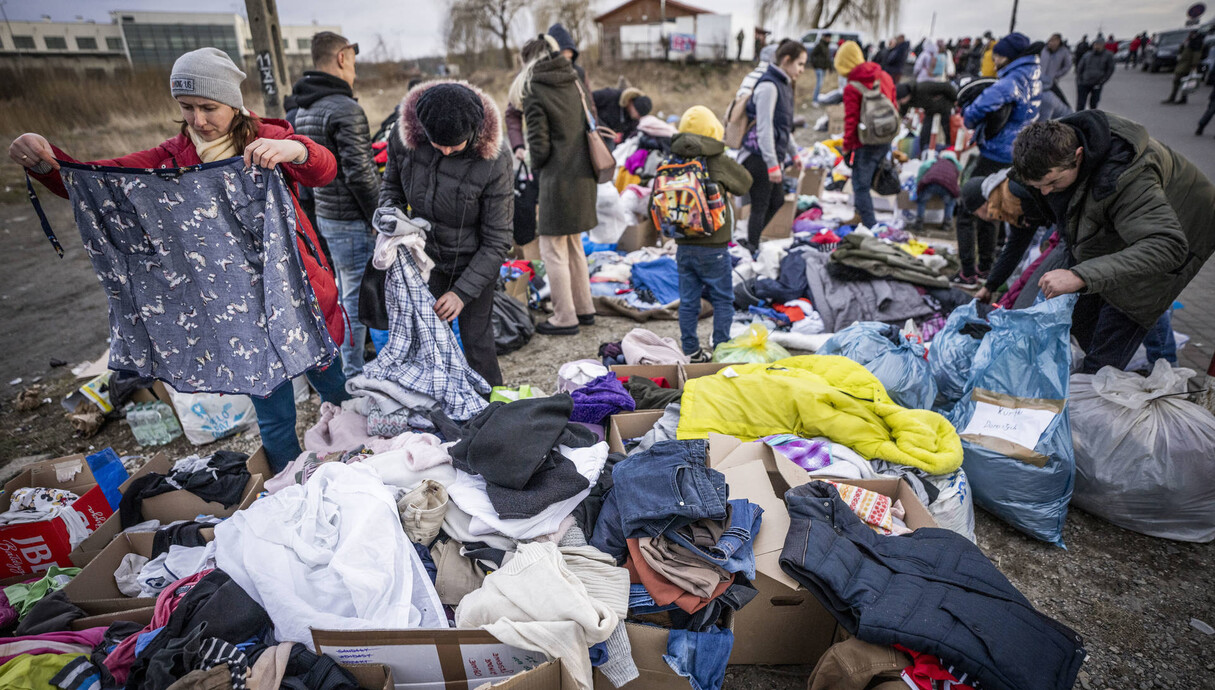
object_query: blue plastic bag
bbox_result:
[927,301,989,412]
[949,295,1077,547]
[86,447,129,511]
[819,322,937,409]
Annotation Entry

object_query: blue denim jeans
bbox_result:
[316,216,375,378]
[813,68,825,102]
[1143,310,1177,365]
[677,246,734,355]
[916,183,958,222]
[663,626,735,690]
[849,144,889,228]
[252,357,351,473]
[665,499,762,580]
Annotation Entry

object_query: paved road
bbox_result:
[1058,66,1215,372]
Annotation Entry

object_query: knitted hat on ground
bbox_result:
[834,41,864,77]
[993,32,1030,59]
[415,82,484,147]
[170,47,246,110]
[678,105,724,141]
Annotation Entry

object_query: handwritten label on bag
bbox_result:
[962,401,1057,451]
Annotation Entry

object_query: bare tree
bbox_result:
[445,0,487,62]
[759,0,901,35]
[447,0,528,68]
[532,0,593,46]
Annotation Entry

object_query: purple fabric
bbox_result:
[570,373,636,425]
[0,591,17,631]
[793,219,832,234]
[625,149,649,175]
[761,435,833,471]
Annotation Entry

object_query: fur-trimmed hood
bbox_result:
[397,79,502,160]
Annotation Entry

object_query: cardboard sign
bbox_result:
[962,401,1058,450]
[312,629,547,690]
[0,455,114,577]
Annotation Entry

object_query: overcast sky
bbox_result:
[13,0,1203,59]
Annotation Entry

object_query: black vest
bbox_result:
[745,64,795,160]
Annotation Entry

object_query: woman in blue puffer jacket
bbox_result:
[952,32,1043,282]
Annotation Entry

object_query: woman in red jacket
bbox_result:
[834,40,898,228]
[9,47,347,471]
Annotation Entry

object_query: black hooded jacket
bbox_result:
[291,71,381,224]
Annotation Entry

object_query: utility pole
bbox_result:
[1009,0,1019,33]
[245,0,286,118]
[929,11,936,38]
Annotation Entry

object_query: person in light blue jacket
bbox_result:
[952,32,1042,283]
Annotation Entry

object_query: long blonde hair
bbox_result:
[508,34,561,107]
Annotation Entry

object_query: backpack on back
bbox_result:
[650,157,726,240]
[723,88,753,149]
[849,79,900,145]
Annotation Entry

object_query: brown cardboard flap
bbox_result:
[615,219,659,253]
[312,628,548,689]
[70,452,170,567]
[64,529,214,608]
[480,660,578,689]
[71,605,155,631]
[798,168,825,197]
[676,363,733,388]
[340,663,395,690]
[607,410,666,455]
[607,365,681,387]
[760,193,797,240]
[5,454,94,494]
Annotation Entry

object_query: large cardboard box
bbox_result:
[897,189,944,211]
[0,455,115,577]
[63,529,214,611]
[798,168,826,197]
[71,450,266,567]
[70,604,155,631]
[590,617,729,690]
[707,435,937,667]
[760,193,797,240]
[312,628,548,690]
[607,410,666,455]
[343,663,397,690]
[478,660,578,689]
[615,219,659,252]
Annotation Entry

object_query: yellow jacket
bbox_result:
[981,45,997,77]
[677,355,963,474]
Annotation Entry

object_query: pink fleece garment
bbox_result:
[0,628,105,664]
[105,570,213,686]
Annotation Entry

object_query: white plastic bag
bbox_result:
[588,182,630,244]
[1070,361,1215,542]
[167,385,258,446]
[924,469,975,542]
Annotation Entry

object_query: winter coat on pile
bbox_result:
[290,70,382,224]
[804,249,938,331]
[677,355,963,474]
[379,79,513,305]
[523,53,599,237]
[1024,111,1215,329]
[1075,50,1115,87]
[962,53,1042,164]
[28,115,345,348]
[669,132,753,247]
[780,481,1084,690]
[841,61,898,152]
[830,233,950,288]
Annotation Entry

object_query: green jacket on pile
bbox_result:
[523,53,599,236]
[669,132,753,248]
[830,233,950,288]
[1025,111,1215,329]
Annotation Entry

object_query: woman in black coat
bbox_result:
[379,80,514,385]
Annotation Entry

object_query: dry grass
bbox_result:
[0,60,836,200]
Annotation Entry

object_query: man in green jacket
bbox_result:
[1012,111,1215,373]
[809,34,834,103]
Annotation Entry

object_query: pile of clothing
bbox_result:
[590,439,763,690]
[118,451,250,528]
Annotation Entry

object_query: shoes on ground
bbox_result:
[535,321,579,336]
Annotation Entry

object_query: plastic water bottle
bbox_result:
[124,401,183,446]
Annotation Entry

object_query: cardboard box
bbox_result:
[0,455,115,577]
[63,529,214,610]
[896,189,944,211]
[313,629,549,690]
[676,362,735,388]
[478,660,578,689]
[615,219,659,252]
[70,604,155,631]
[706,435,937,667]
[505,277,529,305]
[607,410,666,455]
[798,168,826,197]
[342,663,396,690]
[825,104,845,133]
[760,193,797,240]
[607,364,680,389]
[71,450,265,567]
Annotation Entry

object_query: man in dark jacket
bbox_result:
[380,81,514,386]
[1163,31,1204,104]
[1012,112,1215,373]
[896,80,957,155]
[966,35,987,75]
[1074,35,1090,65]
[881,34,910,79]
[1075,40,1114,110]
[592,86,652,147]
[809,34,833,103]
[505,24,595,161]
[292,31,382,377]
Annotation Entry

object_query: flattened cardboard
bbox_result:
[760,193,798,240]
[0,455,114,577]
[707,435,938,666]
[615,219,659,252]
[607,365,681,389]
[341,663,396,690]
[63,529,214,611]
[312,628,548,690]
[478,660,578,689]
[676,362,734,388]
[607,410,666,455]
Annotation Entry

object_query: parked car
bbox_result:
[800,29,866,58]
[1114,40,1132,63]
[1143,29,1190,72]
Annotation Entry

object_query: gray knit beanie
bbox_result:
[170,47,246,110]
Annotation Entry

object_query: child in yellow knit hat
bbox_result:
[666,106,753,362]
